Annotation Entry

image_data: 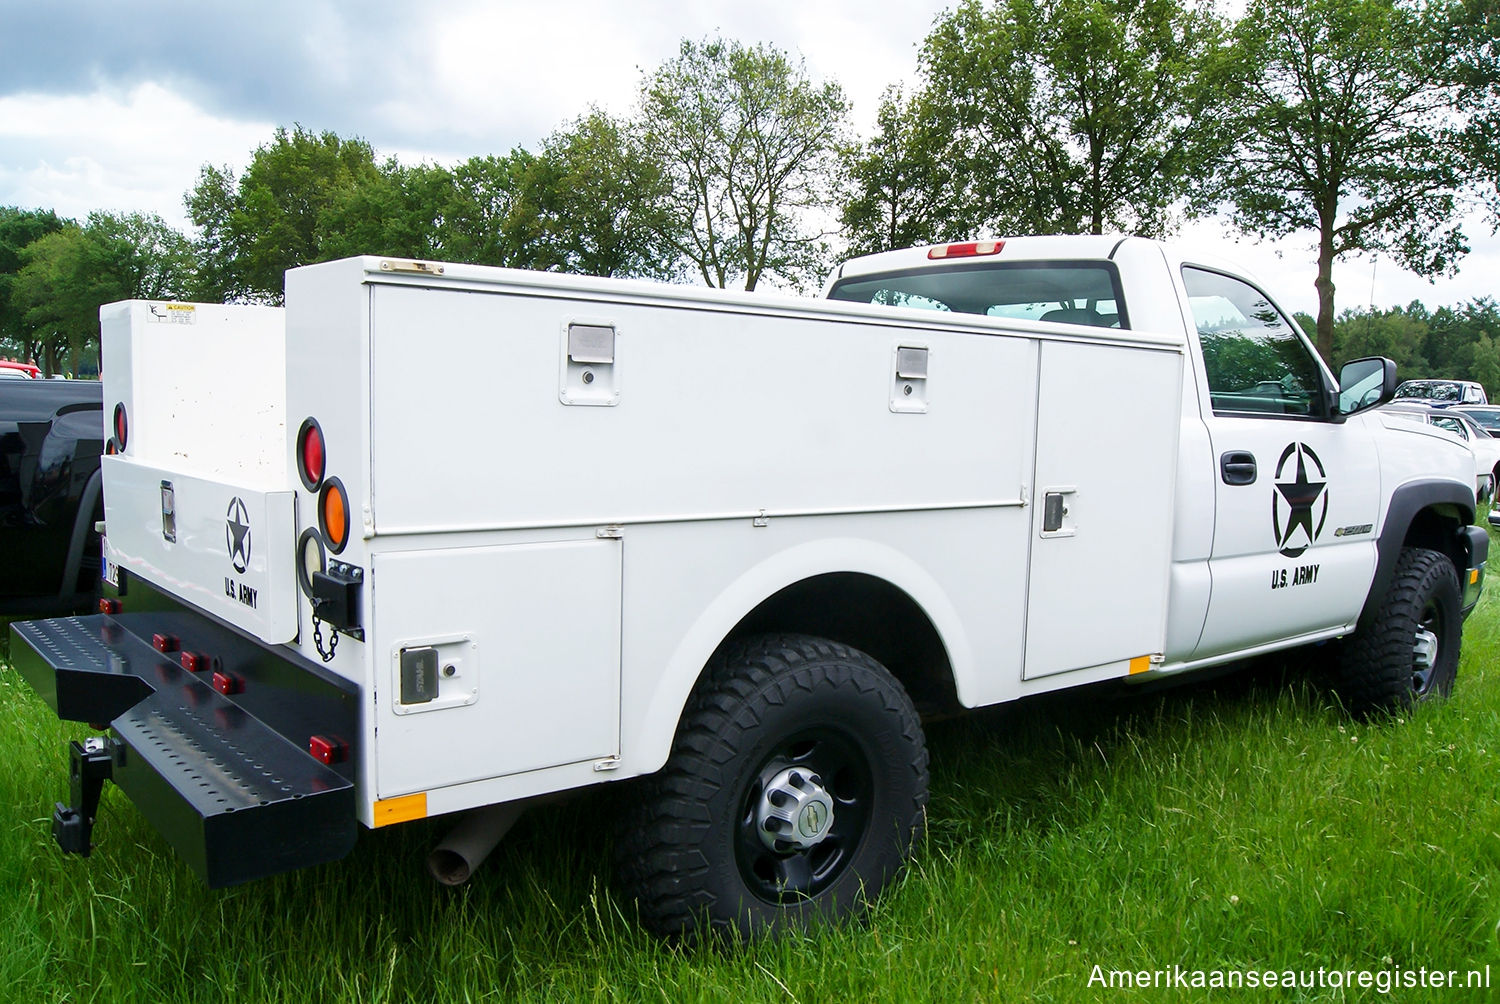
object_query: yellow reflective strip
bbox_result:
[373,793,427,827]
[1128,656,1151,675]
[1470,569,1480,585]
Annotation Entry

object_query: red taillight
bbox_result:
[152,633,179,653]
[308,735,346,765]
[180,651,207,672]
[112,403,128,452]
[926,241,1005,260]
[319,478,350,553]
[211,671,242,695]
[297,418,325,491]
[98,598,121,615]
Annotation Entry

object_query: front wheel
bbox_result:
[1334,546,1462,717]
[616,634,928,941]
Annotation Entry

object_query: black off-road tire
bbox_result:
[615,634,928,941]
[1335,546,1462,717]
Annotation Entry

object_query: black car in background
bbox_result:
[0,379,104,615]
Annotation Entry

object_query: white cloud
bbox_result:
[0,0,1491,318]
[0,83,270,229]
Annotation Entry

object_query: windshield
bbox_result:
[1460,407,1500,431]
[827,262,1128,329]
[1395,380,1463,402]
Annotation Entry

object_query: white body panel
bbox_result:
[101,458,298,642]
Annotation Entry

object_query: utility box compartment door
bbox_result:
[101,456,298,643]
[371,537,621,798]
[1023,340,1181,679]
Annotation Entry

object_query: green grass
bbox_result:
[4,588,1500,1003]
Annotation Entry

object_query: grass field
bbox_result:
[3,579,1500,1003]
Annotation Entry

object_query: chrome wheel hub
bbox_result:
[755,766,835,853]
[1412,626,1438,690]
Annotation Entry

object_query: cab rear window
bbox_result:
[828,262,1128,329]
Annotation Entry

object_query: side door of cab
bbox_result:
[1177,266,1382,661]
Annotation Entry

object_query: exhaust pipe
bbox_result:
[427,800,530,885]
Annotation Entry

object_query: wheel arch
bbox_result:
[629,539,969,775]
[1363,479,1476,622]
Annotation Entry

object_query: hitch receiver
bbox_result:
[52,737,119,856]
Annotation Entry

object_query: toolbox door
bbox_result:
[1022,339,1180,679]
[101,457,298,643]
[371,536,621,798]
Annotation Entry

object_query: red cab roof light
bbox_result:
[927,241,1005,260]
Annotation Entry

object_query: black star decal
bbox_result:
[1275,447,1325,554]
[226,498,251,573]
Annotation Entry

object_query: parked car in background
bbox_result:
[1382,402,1500,523]
[1453,404,1500,435]
[1392,378,1488,406]
[0,379,105,615]
[0,360,41,379]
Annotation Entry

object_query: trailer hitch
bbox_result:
[52,736,120,856]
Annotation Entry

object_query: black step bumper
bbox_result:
[9,601,359,888]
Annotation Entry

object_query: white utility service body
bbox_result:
[10,235,1487,937]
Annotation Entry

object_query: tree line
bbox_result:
[1,0,1496,378]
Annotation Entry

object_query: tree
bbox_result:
[1453,0,1500,220]
[901,0,1231,240]
[0,206,64,358]
[522,110,680,279]
[840,87,957,257]
[1220,0,1484,363]
[640,37,850,291]
[10,212,193,374]
[432,152,552,269]
[186,126,382,303]
[316,159,452,262]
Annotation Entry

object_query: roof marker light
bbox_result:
[927,241,1005,260]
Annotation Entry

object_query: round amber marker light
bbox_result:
[319,478,350,553]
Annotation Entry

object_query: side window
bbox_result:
[1431,416,1468,440]
[1182,267,1326,418]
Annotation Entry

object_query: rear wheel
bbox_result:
[1334,547,1462,716]
[616,634,928,941]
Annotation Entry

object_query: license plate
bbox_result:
[101,535,119,589]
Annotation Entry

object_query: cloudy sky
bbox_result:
[1,0,1495,317]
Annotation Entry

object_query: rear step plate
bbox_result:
[11,615,356,887]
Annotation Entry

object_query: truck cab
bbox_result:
[827,236,1485,685]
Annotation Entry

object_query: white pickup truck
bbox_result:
[8,235,1487,941]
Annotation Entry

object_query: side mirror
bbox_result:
[1336,356,1397,418]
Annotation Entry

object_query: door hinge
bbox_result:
[593,756,621,772]
[596,525,623,539]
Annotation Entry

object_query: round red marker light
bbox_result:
[112,403,128,452]
[297,418,326,491]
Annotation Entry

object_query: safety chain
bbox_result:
[312,612,338,663]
